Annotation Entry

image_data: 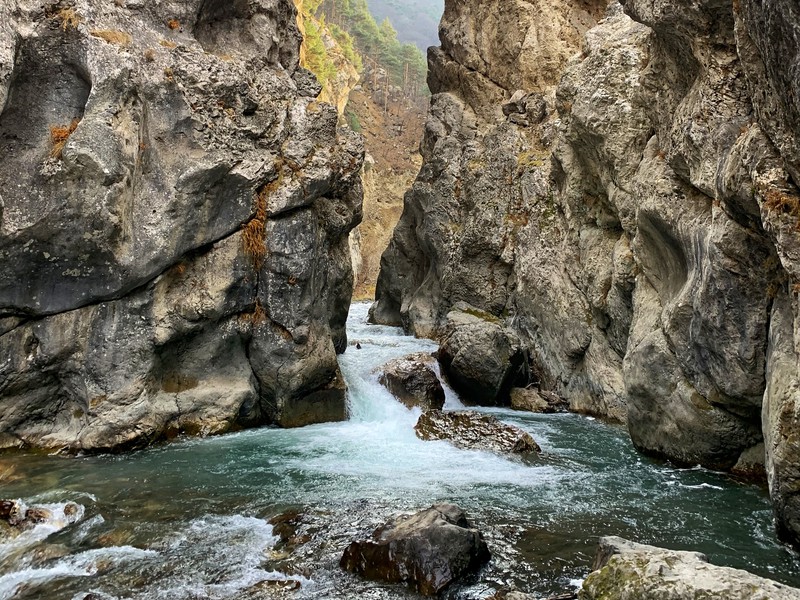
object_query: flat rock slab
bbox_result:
[414,410,541,455]
[580,536,800,599]
[378,353,445,411]
[340,503,490,596]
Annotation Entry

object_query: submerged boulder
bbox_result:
[580,536,800,599]
[414,410,540,456]
[340,503,490,596]
[438,306,527,406]
[378,353,445,411]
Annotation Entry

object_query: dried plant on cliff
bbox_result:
[49,119,80,159]
[242,186,270,269]
[90,30,133,46]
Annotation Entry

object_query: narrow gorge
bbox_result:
[2,0,800,598]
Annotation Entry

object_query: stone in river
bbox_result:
[340,503,490,596]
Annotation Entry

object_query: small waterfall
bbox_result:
[0,303,796,599]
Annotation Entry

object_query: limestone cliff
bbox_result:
[295,0,360,116]
[0,0,363,452]
[372,0,800,545]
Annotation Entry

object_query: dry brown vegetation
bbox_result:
[242,186,270,269]
[763,188,800,217]
[240,300,267,326]
[90,29,132,46]
[167,18,180,30]
[49,118,80,159]
[159,39,177,49]
[57,7,81,30]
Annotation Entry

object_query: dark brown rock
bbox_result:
[414,410,540,455]
[340,503,490,596]
[379,353,445,411]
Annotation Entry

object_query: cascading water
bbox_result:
[1,302,799,599]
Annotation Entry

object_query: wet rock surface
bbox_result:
[0,0,363,451]
[414,410,541,456]
[340,503,491,596]
[379,353,445,411]
[580,536,800,599]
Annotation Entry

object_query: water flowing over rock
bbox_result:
[378,353,445,411]
[0,0,363,452]
[580,536,800,599]
[414,410,541,456]
[371,0,800,544]
[340,503,490,596]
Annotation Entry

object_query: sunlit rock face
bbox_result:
[0,0,363,452]
[372,0,800,545]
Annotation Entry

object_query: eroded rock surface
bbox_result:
[378,353,445,411]
[580,536,800,599]
[414,410,540,456]
[372,0,800,544]
[0,0,363,451]
[340,503,490,596]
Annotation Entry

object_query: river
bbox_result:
[1,302,799,599]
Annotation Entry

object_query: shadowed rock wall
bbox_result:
[0,0,363,452]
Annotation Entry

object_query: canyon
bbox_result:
[1,0,800,596]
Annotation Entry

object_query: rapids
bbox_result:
[0,302,798,599]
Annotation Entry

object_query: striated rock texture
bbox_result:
[0,0,363,452]
[372,0,800,544]
[580,536,800,599]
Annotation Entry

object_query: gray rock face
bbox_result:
[340,503,490,597]
[438,306,526,406]
[0,0,363,451]
[378,353,445,411]
[580,536,800,599]
[372,0,800,543]
[414,410,540,456]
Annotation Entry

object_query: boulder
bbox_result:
[510,388,569,413]
[340,503,490,596]
[438,306,527,406]
[580,536,800,599]
[378,353,445,411]
[414,410,540,455]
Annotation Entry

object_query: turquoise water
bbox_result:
[1,302,799,599]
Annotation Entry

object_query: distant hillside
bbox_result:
[318,0,428,96]
[365,0,443,51]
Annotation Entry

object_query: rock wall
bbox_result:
[0,0,363,452]
[372,0,800,545]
